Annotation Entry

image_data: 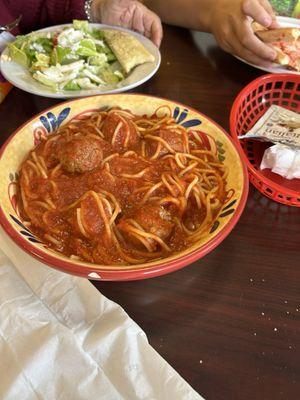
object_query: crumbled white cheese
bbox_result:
[30,43,44,53]
[57,28,84,48]
[93,39,105,47]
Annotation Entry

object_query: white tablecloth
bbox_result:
[0,228,203,400]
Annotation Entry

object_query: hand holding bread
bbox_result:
[253,23,300,71]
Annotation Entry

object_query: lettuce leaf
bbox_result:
[50,46,79,65]
[31,53,50,71]
[76,39,98,57]
[76,78,98,89]
[33,71,58,89]
[11,35,28,50]
[90,29,105,41]
[99,67,119,84]
[62,80,81,90]
[101,42,117,62]
[88,53,107,66]
[34,37,53,55]
[8,44,29,67]
[73,20,90,33]
[81,68,105,84]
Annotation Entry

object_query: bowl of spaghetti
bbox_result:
[0,94,248,280]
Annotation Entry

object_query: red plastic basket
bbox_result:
[230,74,300,207]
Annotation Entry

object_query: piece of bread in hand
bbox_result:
[255,27,300,43]
[251,22,267,33]
[252,23,300,71]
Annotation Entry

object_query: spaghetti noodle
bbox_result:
[18,107,228,265]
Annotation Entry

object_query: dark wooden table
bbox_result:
[1,25,299,400]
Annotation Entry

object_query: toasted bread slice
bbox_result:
[251,22,267,33]
[255,27,300,43]
[103,30,155,74]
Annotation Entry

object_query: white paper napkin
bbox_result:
[0,227,203,400]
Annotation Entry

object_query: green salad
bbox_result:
[8,20,125,91]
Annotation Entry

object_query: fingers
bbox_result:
[259,0,275,17]
[138,3,163,47]
[259,0,280,28]
[212,0,280,67]
[231,40,273,67]
[150,16,163,47]
[214,18,274,67]
[131,4,145,34]
[236,19,276,61]
[218,35,272,67]
[242,0,273,27]
[98,0,163,47]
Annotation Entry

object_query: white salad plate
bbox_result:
[234,16,300,75]
[0,23,161,98]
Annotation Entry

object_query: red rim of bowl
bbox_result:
[0,93,249,281]
[230,73,300,198]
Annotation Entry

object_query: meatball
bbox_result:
[147,129,185,158]
[102,112,139,151]
[68,192,110,238]
[118,204,174,251]
[58,136,103,173]
[109,154,149,176]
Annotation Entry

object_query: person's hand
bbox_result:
[92,0,163,47]
[208,0,279,66]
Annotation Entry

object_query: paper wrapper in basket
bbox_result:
[0,227,203,400]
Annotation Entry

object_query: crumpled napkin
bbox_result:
[0,228,203,400]
[260,143,300,180]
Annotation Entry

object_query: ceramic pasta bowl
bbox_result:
[0,94,248,280]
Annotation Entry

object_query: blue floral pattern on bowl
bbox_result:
[40,107,71,133]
